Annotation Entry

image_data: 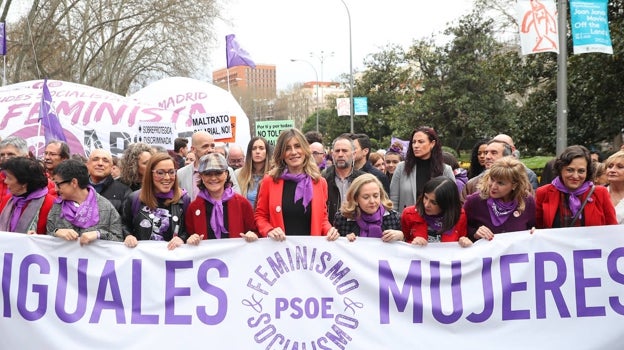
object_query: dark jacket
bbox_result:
[122,190,190,242]
[322,165,366,225]
[92,175,132,215]
[359,162,390,194]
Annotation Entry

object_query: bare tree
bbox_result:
[7,0,221,95]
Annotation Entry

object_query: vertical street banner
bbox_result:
[517,0,559,55]
[569,0,613,54]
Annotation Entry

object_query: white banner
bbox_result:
[518,0,559,55]
[1,226,624,349]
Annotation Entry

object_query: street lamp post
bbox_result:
[291,58,320,132]
[310,50,334,108]
[339,0,354,133]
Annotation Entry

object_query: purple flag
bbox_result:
[0,23,5,56]
[226,34,256,69]
[39,79,67,143]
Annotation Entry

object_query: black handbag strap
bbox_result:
[570,185,595,226]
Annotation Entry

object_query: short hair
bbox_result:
[0,136,29,156]
[350,133,373,160]
[416,176,461,234]
[53,159,90,189]
[331,135,355,151]
[590,150,603,162]
[214,142,228,158]
[305,131,323,145]
[479,156,532,213]
[1,157,48,192]
[139,153,183,209]
[442,151,460,170]
[486,139,513,157]
[47,140,70,160]
[71,154,88,163]
[339,173,392,219]
[554,145,593,181]
[605,150,624,169]
[369,152,384,167]
[174,138,188,152]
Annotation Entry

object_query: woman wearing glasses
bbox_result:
[47,159,122,244]
[186,153,258,243]
[122,153,190,249]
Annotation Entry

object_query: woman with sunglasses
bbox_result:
[122,153,189,249]
[186,153,258,244]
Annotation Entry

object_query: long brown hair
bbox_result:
[139,153,183,209]
[237,137,272,196]
[268,128,321,182]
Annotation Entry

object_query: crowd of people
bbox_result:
[0,126,621,247]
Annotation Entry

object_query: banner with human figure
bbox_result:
[517,0,559,55]
[0,78,250,157]
[1,225,623,349]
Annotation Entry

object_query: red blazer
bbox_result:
[185,193,257,239]
[255,174,332,237]
[535,184,617,228]
[401,205,467,242]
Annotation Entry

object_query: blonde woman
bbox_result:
[255,128,339,241]
[605,150,624,223]
[235,136,272,208]
[464,156,535,241]
[334,173,403,242]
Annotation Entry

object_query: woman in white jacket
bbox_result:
[390,127,454,214]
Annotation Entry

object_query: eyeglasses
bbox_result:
[312,152,325,156]
[152,169,176,179]
[44,152,61,157]
[201,170,226,177]
[54,179,71,188]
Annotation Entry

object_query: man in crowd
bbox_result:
[491,134,538,190]
[310,142,327,171]
[43,140,70,178]
[227,144,245,170]
[171,137,188,169]
[177,131,239,200]
[322,135,365,224]
[349,133,390,193]
[86,149,131,215]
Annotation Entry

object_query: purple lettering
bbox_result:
[607,247,624,314]
[501,253,530,320]
[165,260,192,324]
[466,257,494,323]
[378,260,423,324]
[430,260,463,324]
[55,257,88,323]
[254,265,276,287]
[131,259,158,324]
[196,259,228,325]
[17,254,50,321]
[2,253,13,317]
[534,252,570,319]
[90,260,125,323]
[574,249,605,317]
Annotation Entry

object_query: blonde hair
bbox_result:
[605,150,624,168]
[268,128,321,182]
[478,156,532,213]
[340,174,393,220]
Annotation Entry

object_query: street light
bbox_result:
[310,50,334,107]
[290,58,320,132]
[339,0,354,133]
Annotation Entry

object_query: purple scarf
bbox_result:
[9,187,48,232]
[551,177,593,218]
[423,213,444,234]
[356,206,385,238]
[487,197,518,227]
[197,187,234,239]
[56,186,99,229]
[155,190,174,200]
[280,170,313,211]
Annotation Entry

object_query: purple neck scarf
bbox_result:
[356,206,385,238]
[423,213,444,233]
[56,186,99,229]
[280,170,313,211]
[155,190,174,200]
[486,197,518,227]
[551,177,593,218]
[197,187,234,239]
[9,187,48,232]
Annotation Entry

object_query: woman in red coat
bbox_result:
[186,153,257,243]
[255,128,339,241]
[401,176,471,247]
[536,145,617,228]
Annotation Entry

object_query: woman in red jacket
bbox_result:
[536,145,617,228]
[401,176,471,247]
[186,153,258,243]
[255,128,339,241]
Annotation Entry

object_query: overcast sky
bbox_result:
[208,0,475,90]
